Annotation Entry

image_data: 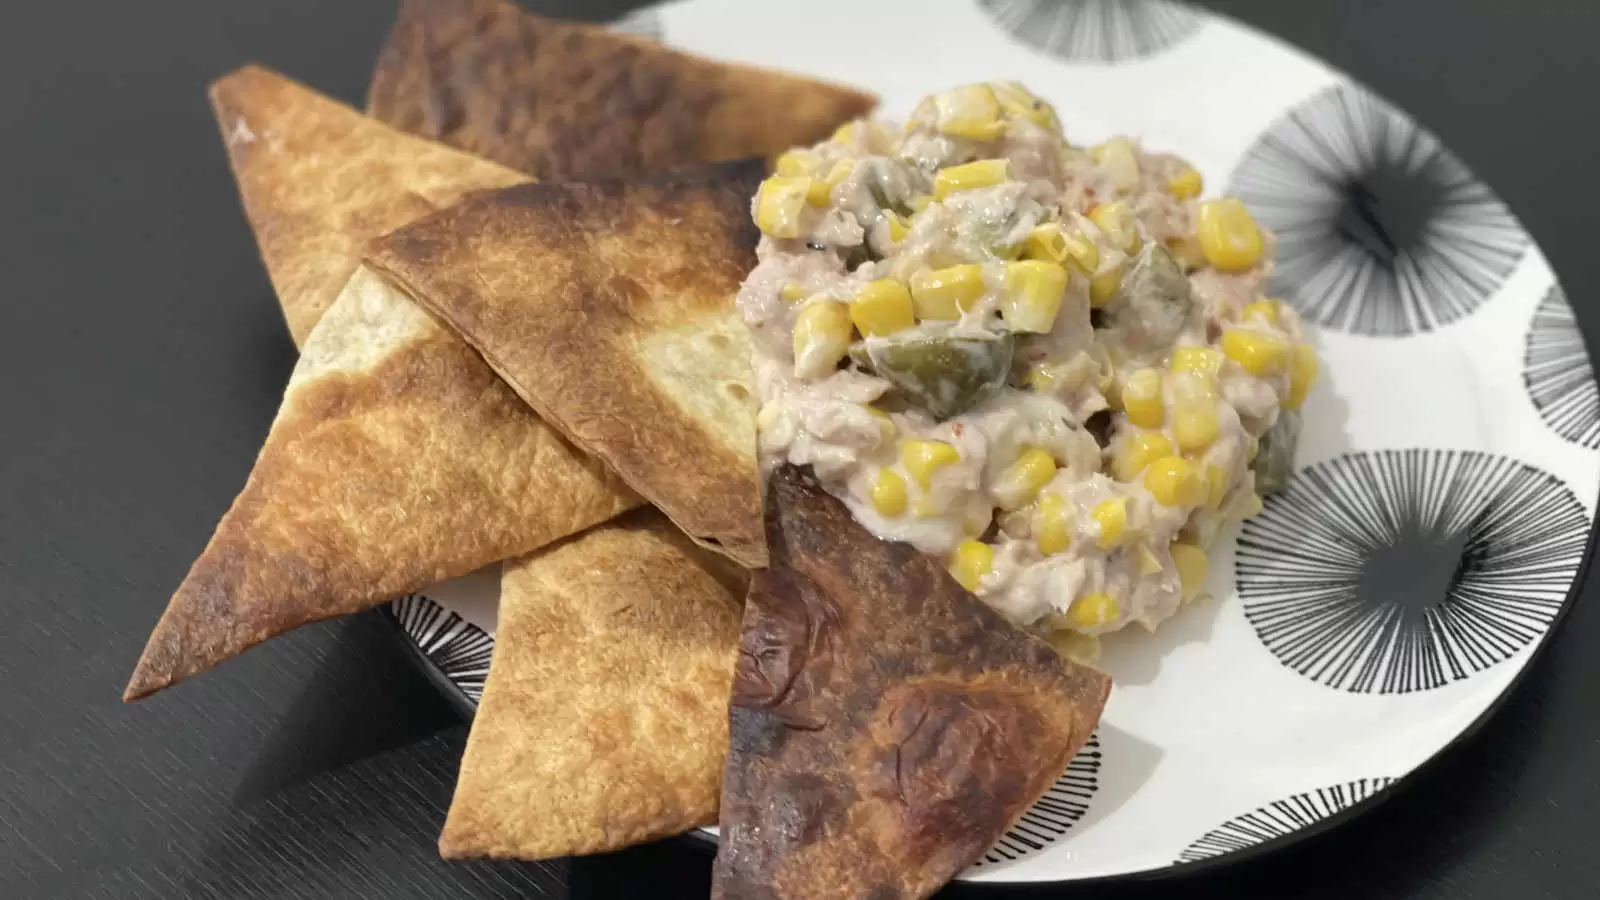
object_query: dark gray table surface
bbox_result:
[4,1,1599,897]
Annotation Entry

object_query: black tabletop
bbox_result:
[4,1,1599,898]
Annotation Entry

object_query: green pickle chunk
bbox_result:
[859,329,1014,420]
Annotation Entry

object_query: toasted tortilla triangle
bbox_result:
[440,509,747,861]
[208,64,527,347]
[123,267,641,700]
[712,466,1112,900]
[366,0,876,180]
[367,161,767,567]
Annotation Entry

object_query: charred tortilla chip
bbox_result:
[366,0,876,180]
[712,465,1111,900]
[123,266,641,701]
[208,64,526,346]
[367,161,767,567]
[441,509,746,860]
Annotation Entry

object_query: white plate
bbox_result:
[390,0,1600,884]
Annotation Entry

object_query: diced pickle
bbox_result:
[1108,243,1193,351]
[1252,409,1301,494]
[861,329,1014,420]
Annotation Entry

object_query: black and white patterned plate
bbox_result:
[391,0,1600,886]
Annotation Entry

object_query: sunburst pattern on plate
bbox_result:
[1229,84,1527,336]
[975,0,1203,63]
[1524,284,1600,449]
[1236,449,1587,694]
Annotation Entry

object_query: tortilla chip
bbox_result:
[209,64,527,346]
[366,0,876,180]
[711,466,1111,900]
[440,509,746,860]
[123,267,641,701]
[366,161,767,567]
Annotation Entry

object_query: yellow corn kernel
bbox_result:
[1144,456,1208,507]
[863,404,896,444]
[1205,464,1229,508]
[1121,368,1165,429]
[1196,198,1264,272]
[901,439,961,488]
[1286,343,1320,410]
[1033,492,1071,555]
[884,211,910,244]
[933,84,1004,140]
[1091,137,1141,191]
[1092,497,1128,549]
[1241,299,1281,325]
[823,159,855,189]
[1170,541,1209,601]
[911,495,942,520]
[849,279,915,336]
[993,81,1062,133]
[792,301,853,378]
[1221,328,1291,377]
[1064,232,1100,275]
[1170,346,1224,378]
[1166,234,1206,271]
[1136,543,1166,576]
[1172,403,1219,454]
[934,158,1012,201]
[779,282,807,304]
[1000,260,1068,333]
[805,178,833,207]
[1089,200,1140,253]
[867,121,898,154]
[1022,223,1070,263]
[1089,265,1123,307]
[948,540,995,592]
[1113,430,1175,482]
[1049,629,1101,665]
[1067,592,1120,629]
[774,149,820,177]
[910,264,987,320]
[1247,435,1260,462]
[906,194,933,214]
[870,468,907,518]
[1166,166,1203,200]
[754,175,811,239]
[1023,361,1062,393]
[995,446,1057,510]
[831,121,858,144]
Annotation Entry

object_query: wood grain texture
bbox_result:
[4,0,1600,898]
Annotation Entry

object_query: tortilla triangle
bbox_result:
[440,509,746,860]
[209,64,526,347]
[712,465,1111,899]
[124,268,641,700]
[366,0,877,180]
[367,161,767,567]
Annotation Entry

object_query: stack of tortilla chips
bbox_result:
[125,1,1110,895]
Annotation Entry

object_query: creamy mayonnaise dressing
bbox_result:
[737,82,1317,663]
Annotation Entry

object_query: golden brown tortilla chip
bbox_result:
[123,267,641,701]
[366,0,877,180]
[440,509,746,860]
[712,466,1111,900]
[209,64,528,346]
[367,161,767,567]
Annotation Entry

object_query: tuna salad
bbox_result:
[735,82,1318,663]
